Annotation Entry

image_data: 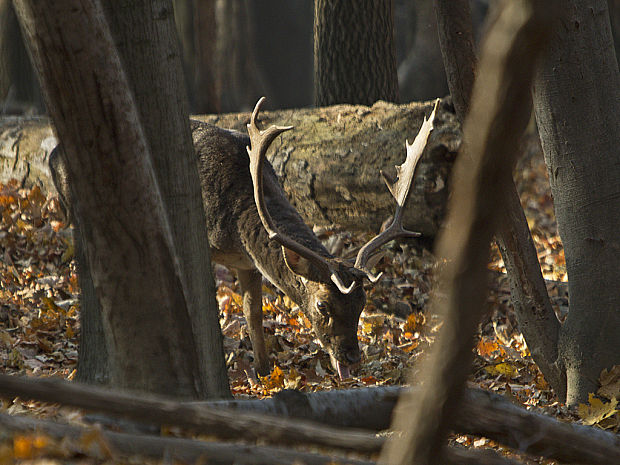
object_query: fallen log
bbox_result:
[0,411,519,465]
[0,412,373,465]
[0,100,461,236]
[0,373,618,464]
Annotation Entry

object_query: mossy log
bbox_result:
[0,100,460,236]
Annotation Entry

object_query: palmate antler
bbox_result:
[247,97,439,294]
[354,99,439,280]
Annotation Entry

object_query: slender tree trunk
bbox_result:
[173,0,219,114]
[215,0,265,112]
[398,0,448,102]
[0,0,42,113]
[533,0,620,405]
[100,0,230,399]
[379,2,557,463]
[434,0,566,400]
[14,0,224,399]
[314,0,399,106]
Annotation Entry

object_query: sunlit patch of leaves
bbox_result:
[0,181,78,378]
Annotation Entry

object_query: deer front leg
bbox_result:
[237,268,270,376]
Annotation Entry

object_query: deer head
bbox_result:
[247,97,438,378]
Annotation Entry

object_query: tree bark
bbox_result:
[1,101,461,237]
[314,0,399,106]
[433,0,476,120]
[49,147,109,384]
[434,0,565,400]
[379,2,557,464]
[533,0,620,406]
[100,0,230,399]
[13,0,221,399]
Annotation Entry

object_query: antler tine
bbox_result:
[247,98,356,294]
[354,99,440,278]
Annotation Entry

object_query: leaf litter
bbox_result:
[0,138,617,463]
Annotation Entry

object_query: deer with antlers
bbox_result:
[193,97,438,378]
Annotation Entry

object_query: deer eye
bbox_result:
[316,300,328,316]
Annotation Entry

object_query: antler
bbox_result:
[247,97,358,294]
[354,99,439,280]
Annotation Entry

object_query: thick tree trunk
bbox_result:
[314,0,399,106]
[13,0,221,399]
[100,0,230,399]
[380,2,557,464]
[533,0,620,406]
[1,101,460,237]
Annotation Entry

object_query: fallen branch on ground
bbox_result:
[0,374,618,464]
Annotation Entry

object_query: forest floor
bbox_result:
[0,137,617,464]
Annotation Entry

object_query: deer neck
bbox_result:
[238,210,329,307]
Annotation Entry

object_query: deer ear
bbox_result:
[282,247,313,278]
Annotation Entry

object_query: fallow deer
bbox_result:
[194,97,437,378]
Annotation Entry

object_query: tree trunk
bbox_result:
[100,0,230,399]
[533,0,620,405]
[398,0,448,102]
[247,0,314,110]
[13,0,223,399]
[380,2,556,463]
[214,0,266,112]
[0,0,42,113]
[172,0,219,114]
[1,101,461,237]
[49,147,109,384]
[314,0,399,106]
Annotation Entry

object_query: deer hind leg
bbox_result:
[237,268,270,376]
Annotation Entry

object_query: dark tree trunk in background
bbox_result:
[248,0,314,109]
[398,0,448,102]
[15,0,229,399]
[173,0,219,114]
[533,0,620,405]
[0,0,42,113]
[433,0,476,120]
[314,0,399,106]
[215,0,265,112]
